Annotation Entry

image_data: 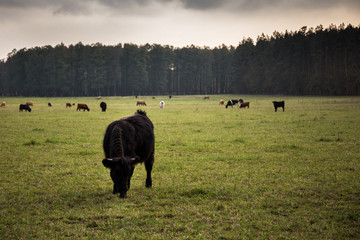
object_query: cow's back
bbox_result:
[103,113,154,161]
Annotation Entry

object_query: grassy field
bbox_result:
[1,95,359,239]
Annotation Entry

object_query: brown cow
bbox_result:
[203,96,210,100]
[240,102,250,108]
[26,101,34,106]
[136,100,147,106]
[66,103,72,108]
[219,99,225,105]
[1,101,5,107]
[77,103,90,111]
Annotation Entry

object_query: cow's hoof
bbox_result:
[146,178,152,188]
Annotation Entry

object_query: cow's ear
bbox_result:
[102,158,116,168]
[130,156,141,166]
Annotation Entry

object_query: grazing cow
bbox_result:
[225,99,240,108]
[97,96,102,100]
[48,103,52,107]
[66,103,72,108]
[272,101,285,112]
[136,100,147,106]
[1,101,5,107]
[239,99,244,103]
[77,103,90,111]
[160,101,165,109]
[102,110,155,198]
[169,95,172,99]
[26,101,34,106]
[240,102,250,108]
[219,99,225,105]
[203,96,210,100]
[100,102,107,112]
[19,104,31,112]
[152,96,156,99]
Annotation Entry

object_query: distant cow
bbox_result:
[160,101,165,109]
[102,110,155,198]
[225,99,240,108]
[26,101,34,106]
[1,101,5,107]
[77,103,90,111]
[19,104,31,112]
[136,100,147,106]
[100,102,107,112]
[66,103,72,108]
[239,99,244,103]
[48,102,52,107]
[240,102,250,108]
[97,96,102,100]
[273,101,285,112]
[152,96,156,99]
[203,96,210,100]
[219,100,225,105]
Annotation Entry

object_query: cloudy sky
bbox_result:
[0,0,359,60]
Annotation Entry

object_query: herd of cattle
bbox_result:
[0,98,285,112]
[217,98,284,112]
[2,97,285,198]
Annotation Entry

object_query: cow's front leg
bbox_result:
[113,183,118,194]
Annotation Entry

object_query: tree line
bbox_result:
[0,23,359,97]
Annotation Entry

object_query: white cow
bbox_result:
[160,101,165,110]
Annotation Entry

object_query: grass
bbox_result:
[1,95,359,239]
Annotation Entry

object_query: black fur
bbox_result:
[225,99,239,108]
[272,101,285,112]
[100,102,107,112]
[102,110,154,198]
[19,104,31,112]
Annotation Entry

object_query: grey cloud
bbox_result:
[0,0,359,14]
[178,0,360,11]
[179,0,223,10]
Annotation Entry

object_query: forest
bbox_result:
[0,23,359,96]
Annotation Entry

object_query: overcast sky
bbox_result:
[0,0,359,60]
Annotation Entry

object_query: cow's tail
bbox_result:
[112,125,124,158]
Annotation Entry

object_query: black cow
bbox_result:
[225,99,239,108]
[272,101,285,112]
[19,104,31,112]
[48,102,52,107]
[100,102,107,112]
[102,110,155,198]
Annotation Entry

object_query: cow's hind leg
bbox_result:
[145,154,154,188]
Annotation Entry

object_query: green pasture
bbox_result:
[1,95,359,239]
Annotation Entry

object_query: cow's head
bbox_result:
[225,102,229,108]
[102,156,141,198]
